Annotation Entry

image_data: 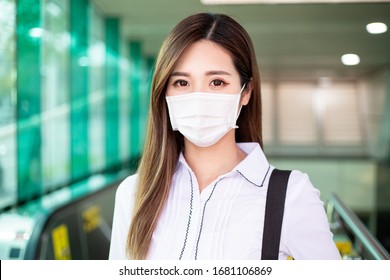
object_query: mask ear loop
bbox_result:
[233,83,246,128]
[236,84,246,118]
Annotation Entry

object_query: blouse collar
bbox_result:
[178,142,270,188]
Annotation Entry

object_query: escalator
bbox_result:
[0,170,129,260]
[1,177,389,260]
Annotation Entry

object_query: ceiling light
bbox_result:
[366,22,387,34]
[341,54,360,66]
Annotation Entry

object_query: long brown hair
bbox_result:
[127,13,262,259]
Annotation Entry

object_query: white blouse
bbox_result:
[109,142,341,260]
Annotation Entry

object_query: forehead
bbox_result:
[173,40,237,74]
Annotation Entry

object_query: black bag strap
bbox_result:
[261,169,291,260]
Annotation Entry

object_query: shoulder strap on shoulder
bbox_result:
[261,169,291,260]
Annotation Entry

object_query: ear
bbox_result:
[240,79,253,106]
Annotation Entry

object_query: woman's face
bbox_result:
[166,40,251,106]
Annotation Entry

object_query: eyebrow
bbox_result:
[170,70,232,77]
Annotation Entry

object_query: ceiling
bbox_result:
[92,0,390,81]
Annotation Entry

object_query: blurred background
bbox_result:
[0,0,389,260]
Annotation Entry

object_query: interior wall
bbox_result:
[268,157,376,213]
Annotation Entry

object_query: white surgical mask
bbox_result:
[166,84,246,147]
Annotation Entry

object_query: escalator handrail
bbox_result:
[327,193,390,260]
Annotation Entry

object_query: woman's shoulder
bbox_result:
[115,173,139,202]
[279,169,341,259]
[286,169,313,188]
[112,173,139,224]
[109,173,138,260]
[284,169,322,204]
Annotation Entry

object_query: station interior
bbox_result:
[0,0,389,260]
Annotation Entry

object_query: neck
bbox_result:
[183,131,246,192]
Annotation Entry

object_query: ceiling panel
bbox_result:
[92,0,390,81]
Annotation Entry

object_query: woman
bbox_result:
[109,13,341,260]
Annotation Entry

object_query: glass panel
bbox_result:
[358,71,387,158]
[321,83,362,145]
[0,0,16,209]
[88,5,105,172]
[16,0,42,202]
[41,0,70,191]
[70,0,89,181]
[277,82,318,145]
[105,18,120,169]
[119,42,130,162]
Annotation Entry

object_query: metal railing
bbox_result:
[327,193,390,260]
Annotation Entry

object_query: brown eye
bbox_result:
[211,79,224,87]
[173,80,188,87]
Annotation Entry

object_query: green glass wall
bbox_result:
[0,0,17,208]
[88,4,106,173]
[105,18,120,169]
[70,0,89,181]
[119,41,130,162]
[0,0,149,212]
[41,0,70,190]
[16,0,42,203]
